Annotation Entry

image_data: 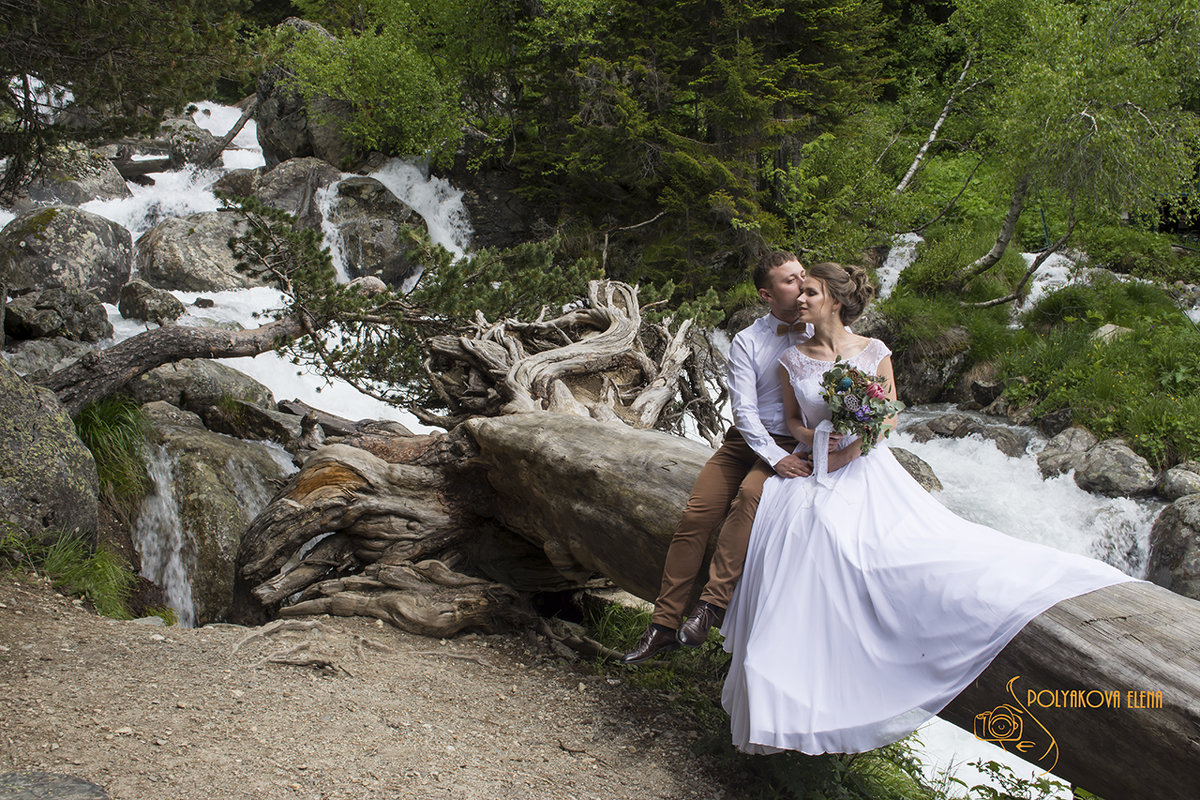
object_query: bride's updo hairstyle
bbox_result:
[808,262,875,325]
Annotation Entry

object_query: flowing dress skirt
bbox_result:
[720,445,1135,755]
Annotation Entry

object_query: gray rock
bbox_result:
[329,176,427,288]
[1159,461,1200,501]
[117,279,186,324]
[1147,495,1200,600]
[159,117,218,165]
[4,287,112,342]
[1074,438,1157,497]
[0,359,98,539]
[454,165,542,252]
[128,358,275,412]
[198,399,305,456]
[1037,426,1098,478]
[908,412,1030,458]
[0,206,133,303]
[893,326,971,405]
[212,167,262,199]
[0,771,110,799]
[141,401,294,625]
[254,157,343,230]
[1037,406,1074,437]
[26,146,132,205]
[255,23,365,170]
[3,337,93,378]
[1091,323,1132,344]
[135,210,265,291]
[891,446,942,492]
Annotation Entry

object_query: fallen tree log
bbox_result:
[237,411,1200,798]
[464,413,1200,800]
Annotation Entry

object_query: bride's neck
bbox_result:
[806,318,853,350]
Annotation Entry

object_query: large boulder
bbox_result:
[894,327,972,405]
[0,359,98,539]
[327,176,427,287]
[158,117,218,165]
[25,146,132,206]
[4,287,112,343]
[127,358,275,412]
[0,206,133,303]
[255,21,365,170]
[117,279,186,325]
[453,165,547,252]
[1147,495,1200,601]
[2,337,93,378]
[1159,462,1200,501]
[254,157,343,231]
[1037,426,1099,478]
[140,401,295,625]
[134,211,267,291]
[1073,438,1157,497]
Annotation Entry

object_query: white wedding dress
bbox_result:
[720,338,1135,755]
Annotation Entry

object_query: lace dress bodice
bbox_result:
[779,338,892,430]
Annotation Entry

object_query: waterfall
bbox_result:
[134,445,196,627]
[876,232,923,299]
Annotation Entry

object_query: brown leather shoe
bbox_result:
[678,602,725,647]
[620,624,679,665]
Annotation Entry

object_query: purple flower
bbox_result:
[854,406,872,421]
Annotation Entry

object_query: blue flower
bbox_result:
[837,377,853,392]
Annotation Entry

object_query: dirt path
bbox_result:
[0,576,726,800]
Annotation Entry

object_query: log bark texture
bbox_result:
[463,414,1200,800]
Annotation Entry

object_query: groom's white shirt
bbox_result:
[727,313,810,468]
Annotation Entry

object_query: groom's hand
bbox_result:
[774,453,812,479]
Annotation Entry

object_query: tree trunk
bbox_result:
[38,317,303,416]
[951,174,1030,290]
[895,56,973,194]
[943,581,1200,800]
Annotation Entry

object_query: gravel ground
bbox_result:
[0,575,731,800]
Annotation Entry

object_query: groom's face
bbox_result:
[758,260,806,321]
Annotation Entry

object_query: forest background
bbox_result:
[4,0,1200,465]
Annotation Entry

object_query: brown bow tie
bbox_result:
[776,321,803,335]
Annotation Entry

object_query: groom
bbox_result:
[622,251,812,664]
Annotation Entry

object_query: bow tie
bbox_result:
[776,321,803,335]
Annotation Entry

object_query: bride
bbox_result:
[719,262,1136,755]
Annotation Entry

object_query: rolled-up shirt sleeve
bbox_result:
[728,336,790,467]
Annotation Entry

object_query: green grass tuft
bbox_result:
[1,526,137,620]
[74,395,153,515]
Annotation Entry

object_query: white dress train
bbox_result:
[720,338,1135,755]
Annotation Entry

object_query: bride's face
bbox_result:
[797,276,841,322]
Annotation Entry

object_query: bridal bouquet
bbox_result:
[820,359,905,454]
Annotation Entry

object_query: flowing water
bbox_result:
[134,446,196,627]
[2,102,1176,797]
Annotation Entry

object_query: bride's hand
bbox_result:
[827,439,862,471]
[774,453,812,479]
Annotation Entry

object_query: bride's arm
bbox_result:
[781,365,815,446]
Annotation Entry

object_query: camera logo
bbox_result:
[974,704,1023,743]
[972,676,1059,774]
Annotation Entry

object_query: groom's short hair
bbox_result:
[753,250,801,289]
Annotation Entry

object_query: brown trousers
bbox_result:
[650,426,797,628]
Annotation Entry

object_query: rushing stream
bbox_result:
[5,100,1172,796]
